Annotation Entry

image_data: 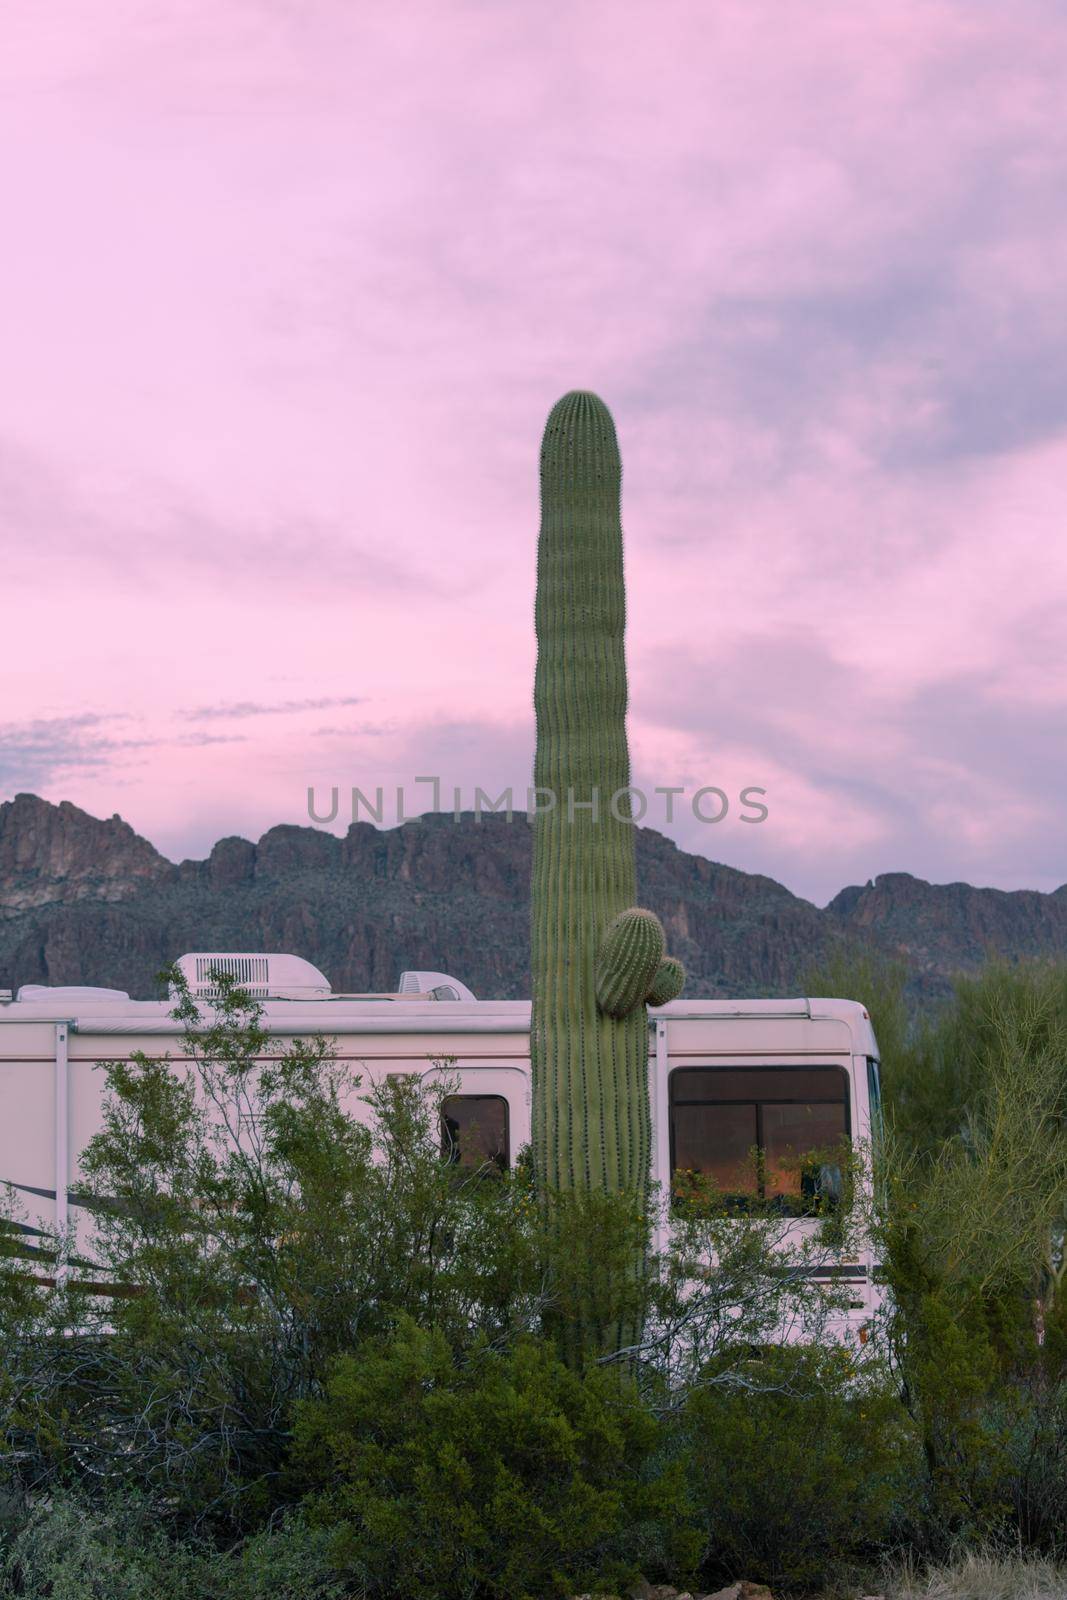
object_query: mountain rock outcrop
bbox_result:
[827,871,1067,982]
[0,794,174,918]
[0,795,1063,1002]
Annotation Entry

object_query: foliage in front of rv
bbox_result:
[1,963,1066,1598]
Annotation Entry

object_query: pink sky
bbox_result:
[3,1,1067,904]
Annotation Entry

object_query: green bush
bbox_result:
[885,1275,1067,1553]
[0,1491,342,1600]
[5,972,562,1530]
[681,1343,919,1591]
[294,1316,701,1600]
[808,950,1067,1559]
[888,960,1067,1158]
[876,970,1067,1553]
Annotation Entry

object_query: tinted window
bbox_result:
[669,1066,849,1211]
[762,1102,847,1198]
[441,1095,509,1173]
[673,1101,756,1191]
[671,1067,847,1104]
[866,1057,884,1143]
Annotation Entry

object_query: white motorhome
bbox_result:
[0,952,884,1340]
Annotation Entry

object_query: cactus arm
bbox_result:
[595,907,665,1019]
[595,908,687,1016]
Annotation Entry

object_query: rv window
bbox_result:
[866,1058,884,1144]
[669,1065,849,1213]
[440,1095,509,1173]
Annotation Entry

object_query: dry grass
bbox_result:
[886,1551,1067,1600]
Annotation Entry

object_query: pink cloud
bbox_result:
[2,1,1067,902]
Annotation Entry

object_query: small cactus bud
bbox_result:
[647,955,686,1008]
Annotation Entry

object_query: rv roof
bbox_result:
[0,994,877,1056]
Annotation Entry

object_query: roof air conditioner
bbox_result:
[397,970,476,1002]
[172,953,332,1001]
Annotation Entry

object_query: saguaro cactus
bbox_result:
[530,391,685,1349]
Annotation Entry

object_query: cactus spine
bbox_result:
[530,392,684,1354]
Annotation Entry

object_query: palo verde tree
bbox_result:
[530,391,685,1362]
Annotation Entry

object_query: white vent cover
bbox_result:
[15,985,131,1003]
[173,953,331,1001]
[398,970,476,1002]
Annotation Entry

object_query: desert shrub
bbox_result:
[0,970,567,1530]
[877,968,1067,1553]
[805,950,1067,1556]
[996,1366,1067,1553]
[0,1489,342,1600]
[885,962,1067,1158]
[293,1316,701,1600]
[681,1343,919,1591]
[888,1291,1067,1554]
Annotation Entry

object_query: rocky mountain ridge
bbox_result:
[2,793,1065,1001]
